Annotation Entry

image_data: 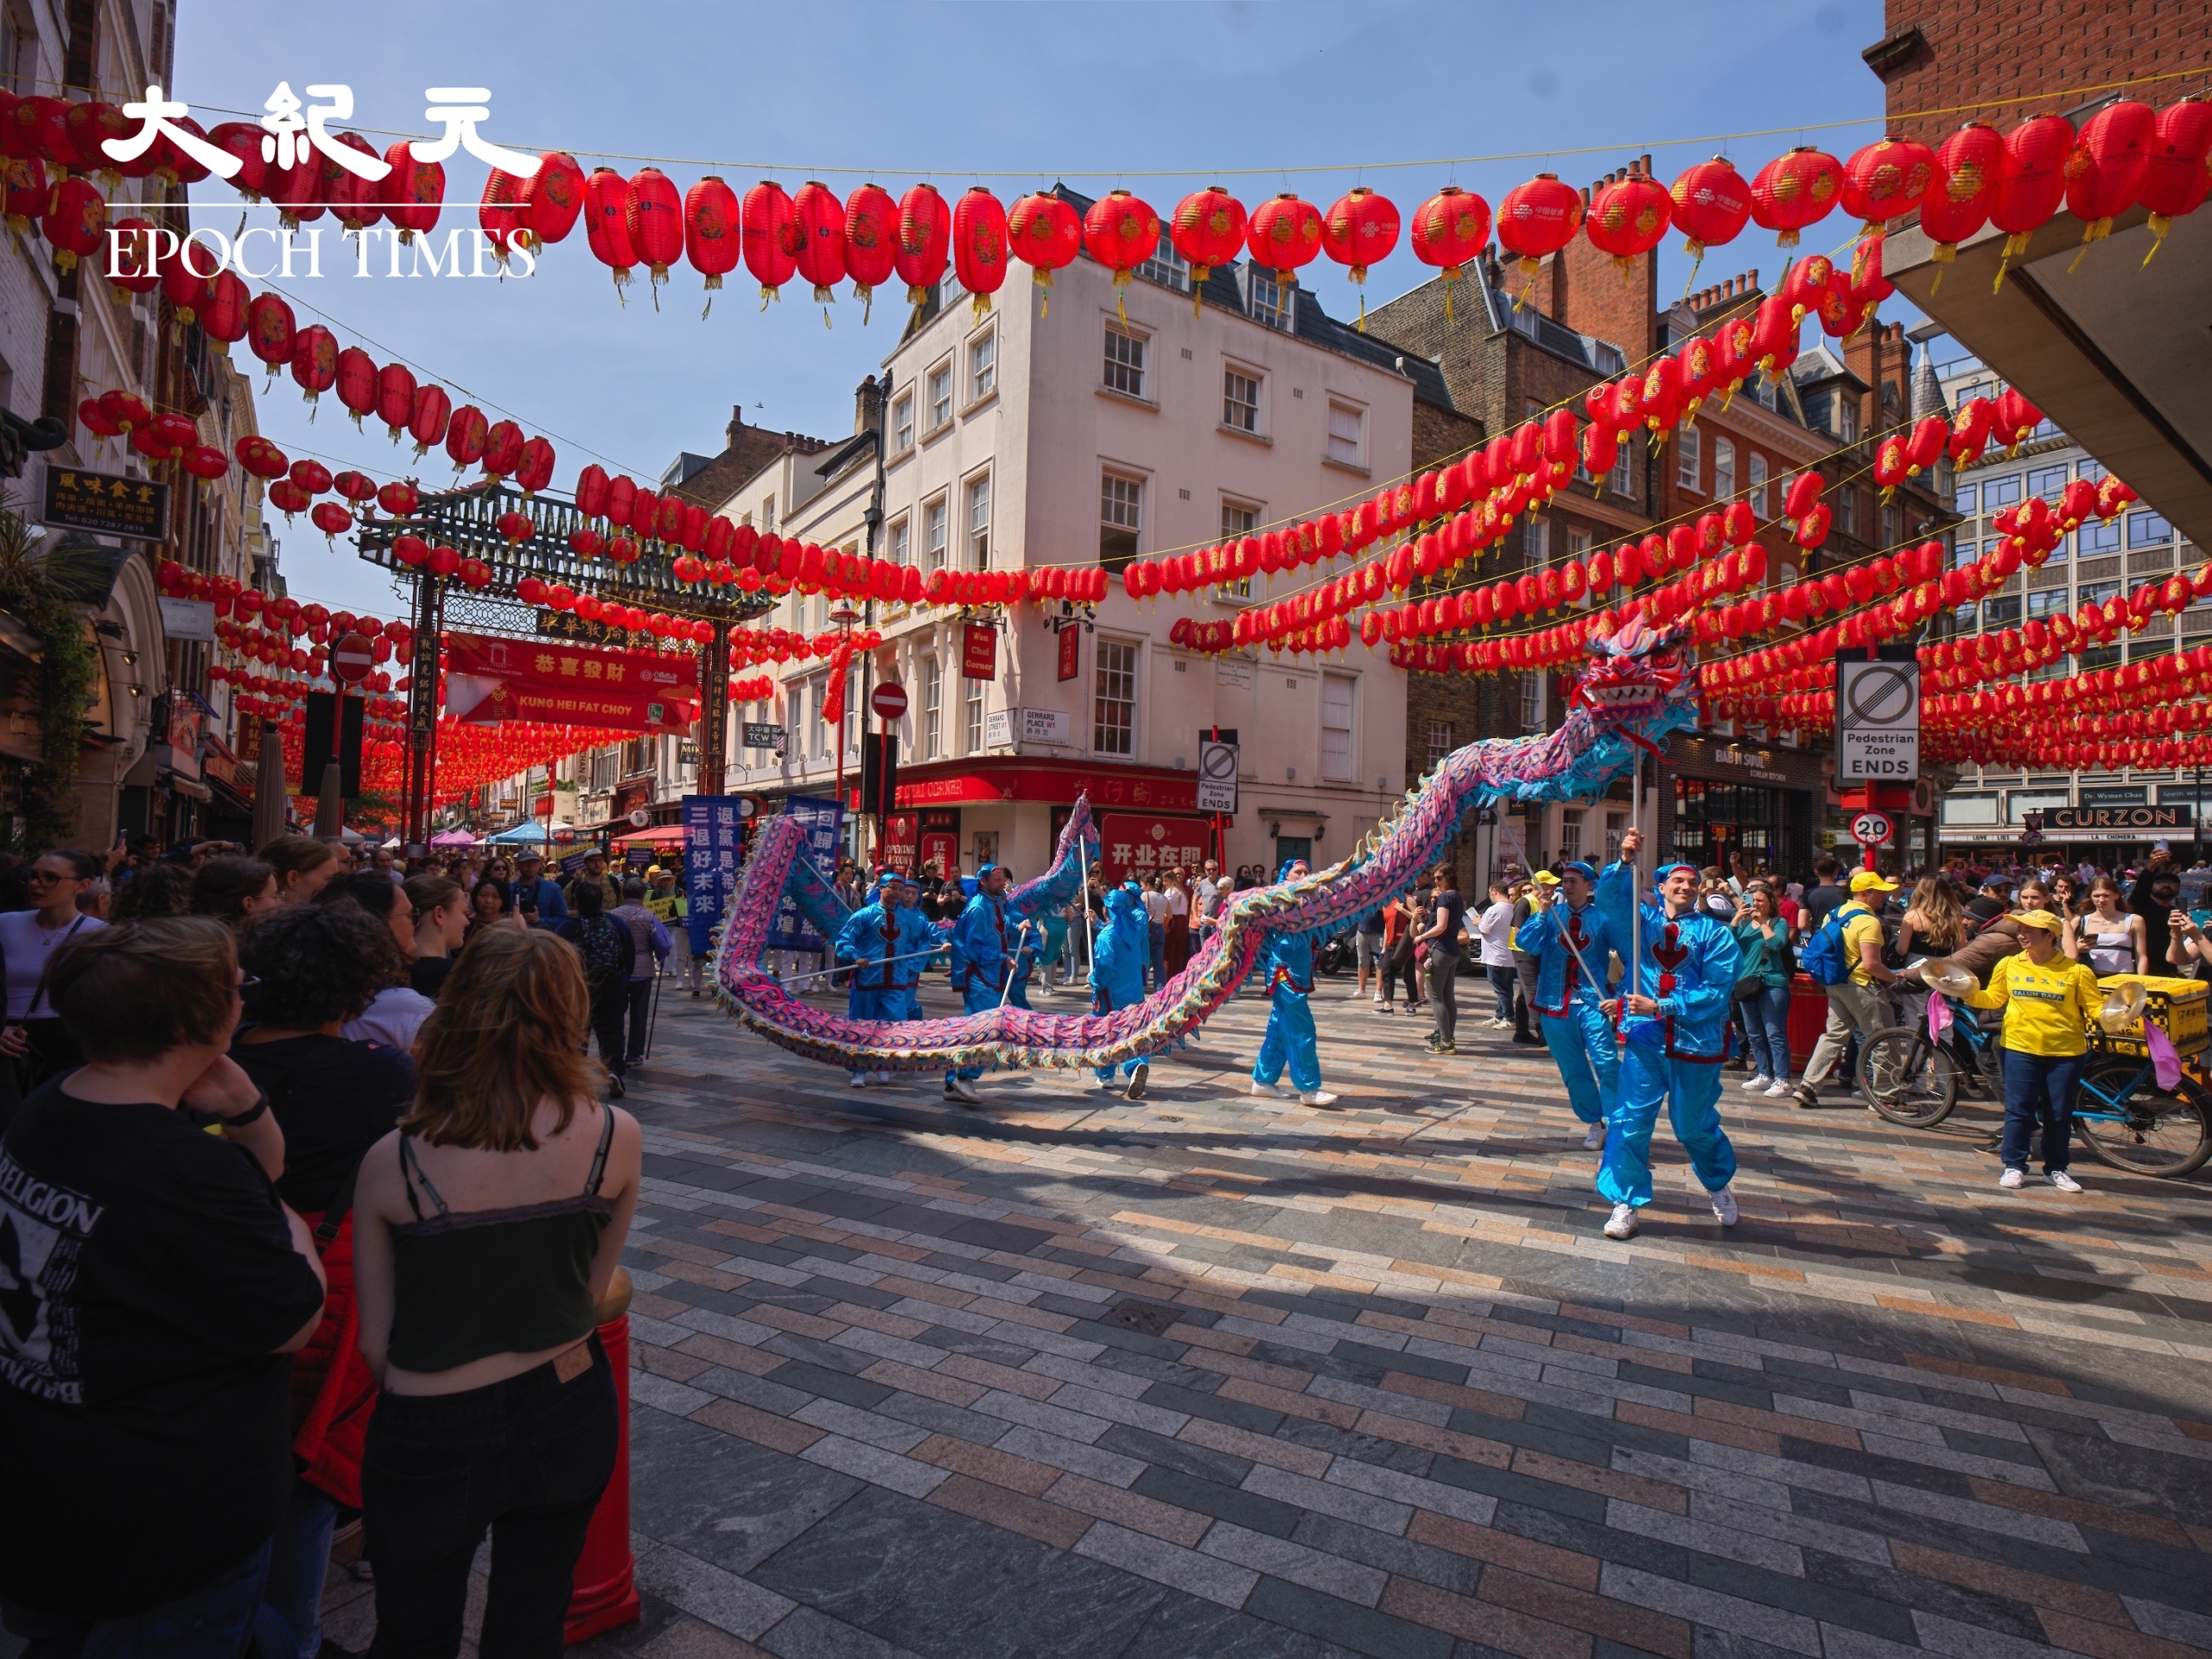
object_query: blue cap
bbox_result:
[1652,861,1700,883]
[1277,859,1309,882]
[1558,861,1598,883]
[976,863,1001,880]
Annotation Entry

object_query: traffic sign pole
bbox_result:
[868,683,907,868]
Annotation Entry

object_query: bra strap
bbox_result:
[399,1133,450,1219]
[585,1106,615,1196]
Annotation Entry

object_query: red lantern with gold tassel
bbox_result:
[624,167,685,299]
[478,165,525,264]
[1320,188,1399,327]
[2063,101,2154,260]
[1585,171,1672,276]
[289,325,338,412]
[951,187,1008,316]
[843,183,899,321]
[582,167,636,296]
[1008,189,1081,314]
[103,217,160,299]
[1170,186,1246,314]
[1919,123,2004,289]
[374,361,416,441]
[1840,134,1936,232]
[1749,146,1841,247]
[445,404,488,472]
[334,347,378,429]
[1496,175,1583,304]
[1990,115,2073,286]
[1082,189,1160,322]
[408,384,451,459]
[41,175,105,275]
[791,181,847,313]
[380,140,442,242]
[1246,192,1323,288]
[515,435,556,495]
[1668,156,1751,283]
[894,183,950,309]
[1409,187,1490,321]
[2134,98,2212,264]
[741,180,798,306]
[682,176,740,306]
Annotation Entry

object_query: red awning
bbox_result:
[614,824,686,847]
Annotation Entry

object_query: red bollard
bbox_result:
[566,1269,642,1643]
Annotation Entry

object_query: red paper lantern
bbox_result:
[311,501,353,539]
[843,183,899,317]
[1990,115,2074,269]
[408,384,452,459]
[683,175,741,295]
[1585,172,1672,273]
[334,470,377,505]
[1170,186,1246,301]
[951,187,1008,314]
[1749,146,1842,247]
[2138,98,2212,259]
[1245,192,1322,284]
[380,140,443,242]
[446,404,489,470]
[377,481,419,517]
[478,165,526,263]
[894,183,950,306]
[289,325,338,406]
[3,154,48,235]
[1920,123,2005,278]
[741,180,799,303]
[334,347,378,428]
[479,420,524,481]
[1081,189,1160,315]
[519,152,585,248]
[791,180,848,305]
[1840,135,1936,230]
[582,167,636,293]
[41,175,105,274]
[1321,187,1401,302]
[204,123,268,199]
[1408,187,1491,315]
[624,167,685,290]
[102,216,160,296]
[515,435,556,494]
[1496,174,1584,291]
[1008,189,1082,306]
[2064,100,2155,247]
[1669,156,1752,266]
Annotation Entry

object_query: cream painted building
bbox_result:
[720,194,1422,884]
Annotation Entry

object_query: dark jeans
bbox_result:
[361,1337,617,1659]
[1147,922,1166,991]
[1486,964,1516,1023]
[1425,951,1461,1044]
[1742,984,1793,1082]
[1379,939,1421,1007]
[622,977,653,1059]
[587,988,626,1078]
[2001,1049,2082,1173]
[3,1538,289,1659]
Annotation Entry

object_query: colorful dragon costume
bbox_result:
[712,619,1699,1073]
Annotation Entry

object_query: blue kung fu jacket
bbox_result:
[1088,883,1149,1011]
[1594,860,1741,1061]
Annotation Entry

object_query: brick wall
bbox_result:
[1554,159,1661,366]
[1869,1,2212,149]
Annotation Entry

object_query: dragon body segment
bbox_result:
[713,620,1698,1072]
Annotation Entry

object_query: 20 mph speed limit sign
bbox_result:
[1835,658,1920,782]
[1851,811,1894,847]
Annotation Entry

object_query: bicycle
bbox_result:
[1856,976,2212,1178]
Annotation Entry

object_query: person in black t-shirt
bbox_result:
[1800,855,1849,934]
[0,918,327,1651]
[1420,866,1470,1052]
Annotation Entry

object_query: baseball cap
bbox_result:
[1558,861,1598,882]
[1532,870,1561,887]
[1849,870,1899,893]
[2012,908,2065,935]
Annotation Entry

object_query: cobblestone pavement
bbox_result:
[373,975,2212,1659]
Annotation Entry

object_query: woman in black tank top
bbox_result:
[352,926,640,1659]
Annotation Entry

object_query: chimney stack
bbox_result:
[725,403,746,450]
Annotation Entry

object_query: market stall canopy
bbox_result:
[429,830,478,847]
[614,824,686,848]
[486,819,575,842]
[1885,200,2212,553]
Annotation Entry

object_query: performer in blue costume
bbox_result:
[1514,859,1619,1153]
[1249,859,1338,1107]
[1594,827,1743,1241]
[835,884,911,1089]
[890,874,934,1022]
[943,864,1016,1105]
[1088,882,1153,1098]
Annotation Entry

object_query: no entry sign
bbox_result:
[330,632,376,684]
[871,682,908,721]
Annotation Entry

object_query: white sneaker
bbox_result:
[1741,1075,1771,1092]
[2046,1169,2083,1193]
[1580,1122,1606,1150]
[1249,1079,1294,1097]
[848,1072,869,1088]
[1999,1167,2025,1189]
[947,1077,982,1105]
[1126,1061,1149,1101]
[1603,1203,1638,1240]
[1091,1075,1120,1092]
[1764,1080,1793,1098]
[1710,1186,1739,1227]
[1300,1089,1340,1107]
[874,1071,892,1084]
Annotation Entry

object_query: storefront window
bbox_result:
[1672,778,1778,865]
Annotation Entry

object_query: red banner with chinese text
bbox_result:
[1095,812,1213,883]
[443,633,700,734]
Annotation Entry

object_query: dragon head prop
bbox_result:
[1569,616,1695,728]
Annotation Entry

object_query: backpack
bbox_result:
[575,915,626,991]
[1800,901,1868,986]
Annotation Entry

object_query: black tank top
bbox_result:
[385,1109,614,1374]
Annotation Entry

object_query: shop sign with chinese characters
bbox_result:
[1095,812,1213,881]
[43,467,169,542]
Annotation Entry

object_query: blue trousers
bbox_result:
[1741,984,1793,1082]
[946,978,1000,1084]
[2001,1049,2081,1173]
[3,1538,290,1659]
[1254,990,1322,1093]
[1093,988,1144,1084]
[1148,922,1166,990]
[1599,1039,1738,1209]
[1538,1000,1619,1126]
[848,985,902,1022]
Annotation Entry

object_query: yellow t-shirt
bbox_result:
[1967,951,2103,1057]
[1840,906,1885,988]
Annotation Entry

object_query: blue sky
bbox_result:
[176,0,1902,618]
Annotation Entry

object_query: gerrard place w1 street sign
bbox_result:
[1835,657,1920,783]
